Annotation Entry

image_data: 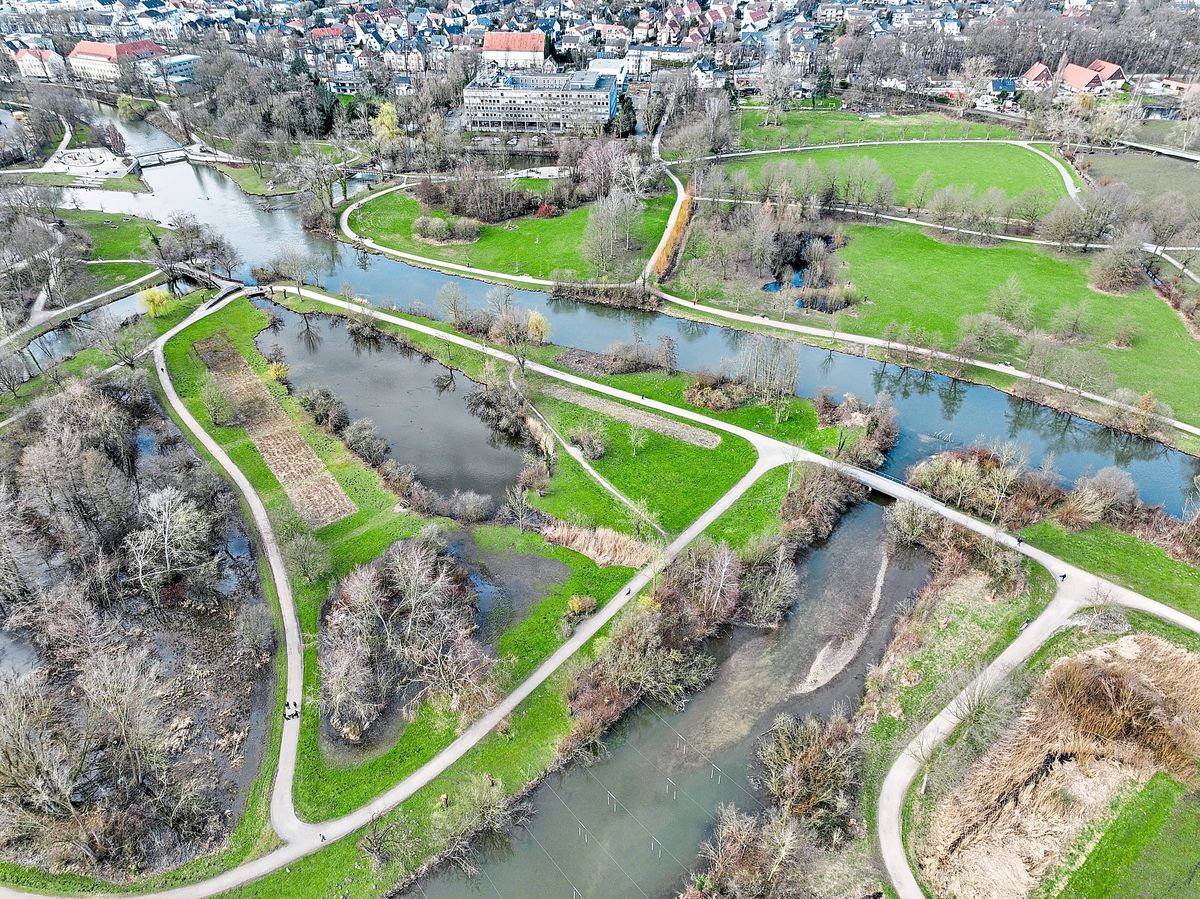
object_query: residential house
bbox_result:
[690,56,726,89]
[1087,58,1125,90]
[1059,62,1103,92]
[1019,61,1052,91]
[14,47,66,79]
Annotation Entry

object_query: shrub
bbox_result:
[568,422,608,459]
[283,530,331,583]
[298,385,349,433]
[451,217,480,242]
[201,372,235,425]
[534,201,557,218]
[448,490,492,522]
[342,418,388,466]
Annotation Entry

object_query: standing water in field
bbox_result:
[252,300,524,500]
[407,498,931,899]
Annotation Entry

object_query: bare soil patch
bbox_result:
[197,337,356,528]
[540,384,721,449]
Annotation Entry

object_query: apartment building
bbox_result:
[463,68,618,133]
[66,38,165,81]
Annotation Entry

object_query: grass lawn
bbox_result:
[589,369,843,453]
[164,296,636,824]
[0,171,148,192]
[85,261,157,294]
[1021,521,1200,618]
[58,208,164,259]
[529,381,758,535]
[1055,772,1200,899]
[832,223,1200,423]
[702,464,790,549]
[1077,151,1200,205]
[735,108,1016,150]
[214,163,298,196]
[349,189,674,281]
[718,142,1068,204]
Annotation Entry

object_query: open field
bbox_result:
[1077,150,1200,204]
[348,190,674,280]
[676,219,1200,424]
[57,208,164,259]
[736,108,1016,150]
[718,141,1070,204]
[213,163,300,196]
[529,381,756,535]
[1022,522,1200,617]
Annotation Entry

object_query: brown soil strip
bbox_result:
[541,384,721,449]
[197,337,356,528]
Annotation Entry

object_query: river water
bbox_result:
[48,111,1198,897]
[54,153,1199,515]
[410,499,930,899]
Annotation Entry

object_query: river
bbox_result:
[46,109,1198,898]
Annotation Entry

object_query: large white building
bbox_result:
[480,30,548,68]
[67,39,166,81]
[464,69,618,133]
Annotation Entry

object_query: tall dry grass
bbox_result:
[542,520,655,568]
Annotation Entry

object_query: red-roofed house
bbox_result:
[1019,61,1052,91]
[481,31,548,68]
[1087,59,1126,90]
[15,47,66,80]
[1059,62,1103,92]
[67,39,166,81]
[310,26,346,49]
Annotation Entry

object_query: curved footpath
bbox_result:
[341,143,1200,445]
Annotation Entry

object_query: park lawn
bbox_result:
[58,208,164,259]
[1078,151,1200,205]
[165,297,636,822]
[86,260,157,294]
[1054,772,1200,899]
[528,439,639,534]
[735,108,1016,150]
[529,383,758,536]
[702,465,790,549]
[1021,521,1200,618]
[214,163,298,196]
[349,190,674,280]
[588,369,843,453]
[719,141,1068,204]
[101,173,150,192]
[835,223,1200,423]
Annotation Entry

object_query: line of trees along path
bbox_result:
[0,279,1189,899]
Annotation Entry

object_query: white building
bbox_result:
[464,68,618,133]
[587,56,628,90]
[480,30,548,68]
[14,48,66,80]
[67,39,166,82]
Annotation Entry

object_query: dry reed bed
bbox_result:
[921,634,1200,899]
[542,520,655,568]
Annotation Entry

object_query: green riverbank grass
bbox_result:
[1022,521,1200,617]
[719,141,1067,205]
[529,384,757,535]
[213,163,299,196]
[735,108,1016,150]
[58,208,164,259]
[701,465,791,549]
[1054,772,1199,899]
[348,190,674,281]
[85,261,156,293]
[164,297,634,822]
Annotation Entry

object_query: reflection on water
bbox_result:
[0,631,38,678]
[52,123,1198,514]
[253,300,524,499]
[410,499,930,899]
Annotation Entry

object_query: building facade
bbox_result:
[480,30,547,68]
[464,69,618,133]
[67,39,165,81]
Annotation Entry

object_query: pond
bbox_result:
[22,278,196,373]
[252,300,525,500]
[0,630,39,678]
[408,498,931,899]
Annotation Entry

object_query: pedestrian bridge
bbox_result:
[134,145,189,167]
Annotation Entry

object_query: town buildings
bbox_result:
[66,38,165,82]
